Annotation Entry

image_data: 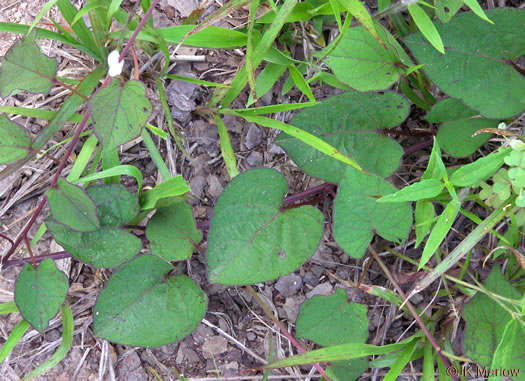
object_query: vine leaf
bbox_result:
[296,289,369,346]
[490,319,525,376]
[435,0,462,23]
[94,255,207,347]
[424,98,495,157]
[404,9,525,119]
[207,169,324,285]
[323,24,411,91]
[276,91,408,184]
[463,266,523,368]
[334,167,412,258]
[0,114,32,165]
[46,184,142,268]
[0,30,57,97]
[89,78,152,152]
[296,289,369,381]
[146,200,202,261]
[45,177,101,232]
[14,259,68,333]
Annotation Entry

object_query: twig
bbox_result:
[202,318,267,364]
[245,285,330,380]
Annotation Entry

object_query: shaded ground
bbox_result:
[1,1,522,380]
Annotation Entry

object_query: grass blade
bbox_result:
[0,22,100,60]
[219,0,299,107]
[229,101,318,116]
[264,334,423,369]
[72,165,143,194]
[26,0,59,36]
[419,198,460,269]
[227,113,365,173]
[0,301,18,315]
[165,74,229,88]
[409,196,516,298]
[408,4,444,54]
[345,0,386,48]
[215,115,239,179]
[0,320,30,363]
[141,128,171,181]
[56,0,101,60]
[22,304,73,380]
[66,134,98,182]
[463,0,493,24]
[287,64,315,102]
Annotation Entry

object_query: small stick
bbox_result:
[246,285,331,380]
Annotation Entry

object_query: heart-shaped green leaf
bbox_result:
[437,119,494,157]
[46,184,141,268]
[334,167,412,258]
[0,31,57,97]
[0,114,31,165]
[296,289,369,346]
[94,255,207,347]
[435,0,462,23]
[324,24,411,91]
[425,98,495,157]
[424,97,478,124]
[146,200,202,261]
[46,177,101,232]
[296,288,369,381]
[405,9,525,119]
[90,78,152,152]
[87,184,139,226]
[276,91,408,183]
[463,266,522,367]
[207,169,324,285]
[14,259,68,333]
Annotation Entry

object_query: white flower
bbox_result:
[498,122,507,130]
[107,50,124,77]
[509,137,525,150]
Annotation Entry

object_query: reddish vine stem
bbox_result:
[4,251,71,268]
[1,111,91,265]
[403,137,434,157]
[118,0,159,63]
[23,236,36,267]
[0,0,159,266]
[246,285,331,380]
[367,245,458,381]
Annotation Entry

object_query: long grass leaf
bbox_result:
[264,333,423,369]
[22,304,73,380]
[141,129,171,181]
[26,0,59,36]
[0,320,30,363]
[228,113,365,172]
[219,0,299,107]
[215,115,240,178]
[72,165,143,194]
